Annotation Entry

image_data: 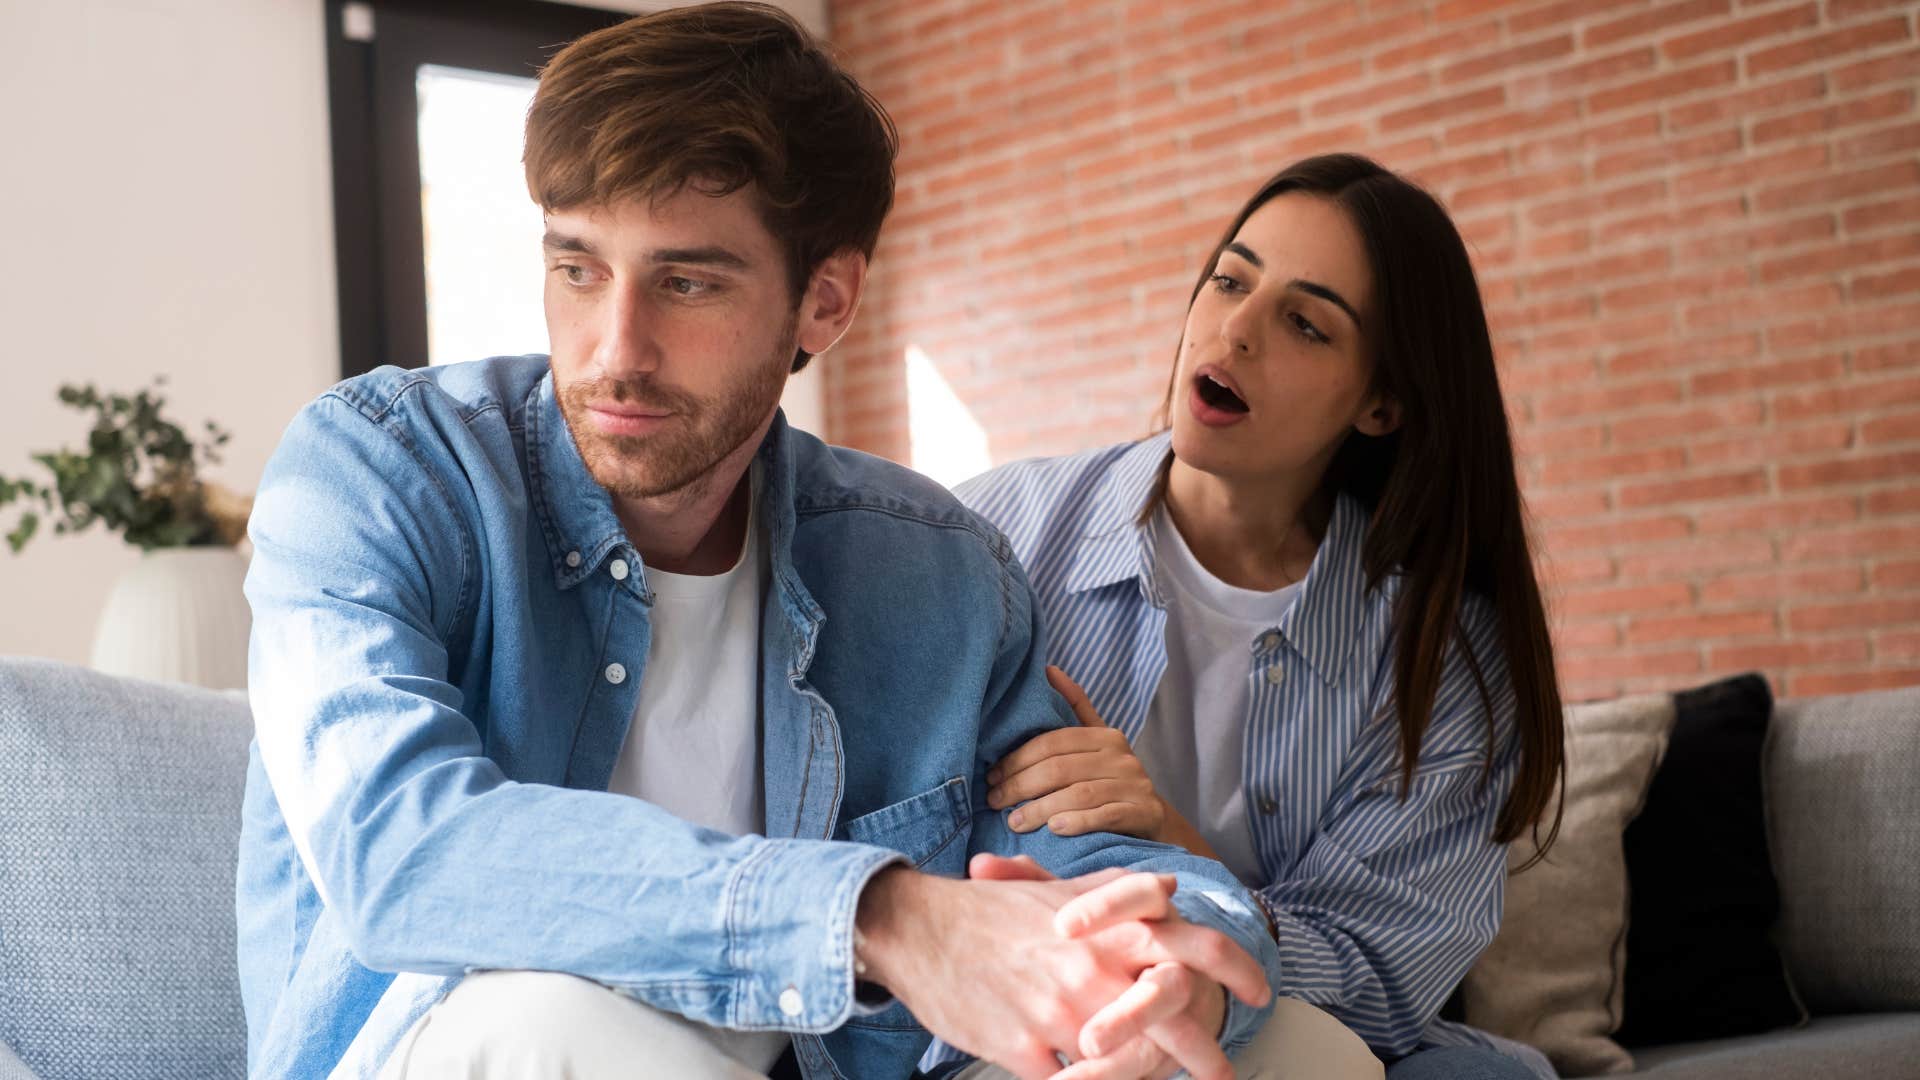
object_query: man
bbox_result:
[237,5,1280,1078]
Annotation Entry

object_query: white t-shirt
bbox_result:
[606,470,788,1068]
[1136,505,1302,888]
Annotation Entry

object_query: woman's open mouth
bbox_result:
[1189,368,1251,427]
[1195,372,1249,414]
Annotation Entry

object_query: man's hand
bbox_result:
[855,856,1268,1080]
[974,854,1258,1080]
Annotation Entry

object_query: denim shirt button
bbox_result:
[609,558,630,581]
[778,986,804,1018]
[564,550,582,568]
[604,662,627,685]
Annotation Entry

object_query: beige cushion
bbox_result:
[1461,694,1677,1077]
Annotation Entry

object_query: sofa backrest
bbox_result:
[1767,683,1920,1016]
[0,657,251,1080]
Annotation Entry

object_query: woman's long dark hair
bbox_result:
[1156,153,1565,862]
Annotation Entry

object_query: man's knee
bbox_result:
[393,971,618,1073]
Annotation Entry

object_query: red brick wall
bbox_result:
[824,0,1920,701]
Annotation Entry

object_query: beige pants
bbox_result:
[378,971,1384,1079]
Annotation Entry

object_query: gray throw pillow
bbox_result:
[0,657,251,1080]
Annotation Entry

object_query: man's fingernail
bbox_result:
[1008,810,1024,829]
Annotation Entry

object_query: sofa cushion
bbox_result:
[1768,684,1920,1015]
[0,658,251,1080]
[1616,674,1804,1047]
[1627,1012,1920,1077]
[1463,693,1677,1077]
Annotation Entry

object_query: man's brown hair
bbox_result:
[525,1,898,372]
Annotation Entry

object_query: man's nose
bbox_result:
[592,286,660,377]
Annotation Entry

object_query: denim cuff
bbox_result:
[1168,879,1282,1054]
[723,838,907,1032]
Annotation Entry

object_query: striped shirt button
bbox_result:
[1261,632,1283,651]
[1265,664,1285,686]
[1258,796,1278,815]
[604,662,627,685]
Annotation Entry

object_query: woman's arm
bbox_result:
[988,667,1220,857]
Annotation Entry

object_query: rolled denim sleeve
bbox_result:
[960,552,1282,1055]
[246,392,900,1033]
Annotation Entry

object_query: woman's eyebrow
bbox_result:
[1225,241,1361,326]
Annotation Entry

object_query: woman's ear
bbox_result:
[1355,396,1403,437]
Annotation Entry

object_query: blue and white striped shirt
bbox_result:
[956,432,1554,1076]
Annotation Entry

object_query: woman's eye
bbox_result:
[1290,312,1328,344]
[1209,273,1244,294]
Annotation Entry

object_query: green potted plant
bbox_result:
[0,380,254,689]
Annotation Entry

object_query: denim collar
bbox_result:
[523,373,817,641]
[1063,429,1374,686]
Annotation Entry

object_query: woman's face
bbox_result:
[1169,192,1393,486]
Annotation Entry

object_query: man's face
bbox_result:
[542,187,797,501]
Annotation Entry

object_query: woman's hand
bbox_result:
[987,666,1170,841]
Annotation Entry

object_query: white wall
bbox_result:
[0,0,339,666]
[0,0,835,667]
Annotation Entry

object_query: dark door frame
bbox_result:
[323,0,626,379]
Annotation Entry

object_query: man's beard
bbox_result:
[556,343,789,501]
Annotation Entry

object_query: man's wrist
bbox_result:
[852,865,927,991]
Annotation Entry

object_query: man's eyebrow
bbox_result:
[541,230,595,255]
[647,246,750,270]
[1222,241,1361,327]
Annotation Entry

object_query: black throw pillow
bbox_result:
[1615,672,1806,1047]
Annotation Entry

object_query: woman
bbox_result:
[955,154,1566,1080]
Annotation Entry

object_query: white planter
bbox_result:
[90,546,252,690]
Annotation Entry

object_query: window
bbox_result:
[325,0,623,378]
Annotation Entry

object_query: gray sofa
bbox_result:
[0,656,1914,1079]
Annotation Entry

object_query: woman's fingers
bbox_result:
[1053,872,1178,937]
[1006,779,1154,834]
[1043,803,1150,838]
[989,750,1111,810]
[1046,665,1109,728]
[987,726,1115,788]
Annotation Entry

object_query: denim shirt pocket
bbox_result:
[834,776,971,1035]
[833,775,970,872]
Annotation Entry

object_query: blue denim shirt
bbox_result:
[236,356,1279,1079]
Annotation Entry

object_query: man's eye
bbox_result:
[666,276,708,296]
[559,265,591,285]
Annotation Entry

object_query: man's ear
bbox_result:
[795,248,867,358]
[1355,396,1403,437]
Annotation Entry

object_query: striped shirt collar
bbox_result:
[1064,431,1376,686]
